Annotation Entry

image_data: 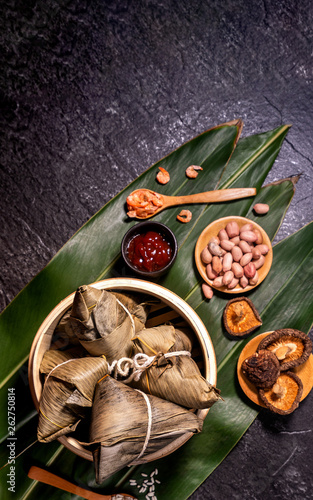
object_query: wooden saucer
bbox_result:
[237,332,313,407]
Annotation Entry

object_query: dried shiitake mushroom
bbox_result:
[257,329,312,371]
[223,297,262,337]
[241,349,280,388]
[258,371,303,415]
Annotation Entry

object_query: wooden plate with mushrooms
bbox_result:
[237,331,313,413]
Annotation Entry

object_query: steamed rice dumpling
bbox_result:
[39,348,84,375]
[54,309,81,345]
[68,285,151,361]
[38,355,108,442]
[172,326,194,352]
[130,325,221,409]
[112,291,153,332]
[87,376,203,483]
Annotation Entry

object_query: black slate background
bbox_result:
[1,1,312,499]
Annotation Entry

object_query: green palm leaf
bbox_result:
[1,121,312,500]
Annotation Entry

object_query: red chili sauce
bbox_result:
[127,230,173,272]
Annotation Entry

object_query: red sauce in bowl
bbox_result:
[126,230,173,272]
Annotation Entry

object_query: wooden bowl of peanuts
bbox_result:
[195,216,273,294]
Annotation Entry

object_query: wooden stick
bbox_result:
[28,466,135,500]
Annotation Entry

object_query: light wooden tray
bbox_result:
[28,277,217,463]
[237,332,313,407]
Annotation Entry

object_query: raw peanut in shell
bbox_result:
[238,240,252,254]
[206,264,218,280]
[240,253,253,267]
[255,244,269,255]
[252,247,262,260]
[228,277,239,289]
[222,252,233,272]
[218,228,229,241]
[223,270,234,286]
[249,270,259,286]
[201,246,213,264]
[230,236,240,245]
[213,276,224,288]
[244,262,256,279]
[232,262,244,278]
[240,223,254,233]
[253,255,265,270]
[232,246,243,262]
[253,203,269,215]
[212,256,223,274]
[208,240,223,257]
[220,240,235,251]
[202,283,213,299]
[253,229,263,245]
[240,275,249,288]
[225,221,240,239]
[240,231,258,243]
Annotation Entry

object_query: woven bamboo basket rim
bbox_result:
[195,216,273,293]
[28,277,217,463]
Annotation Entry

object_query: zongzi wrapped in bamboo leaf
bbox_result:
[40,347,85,375]
[87,376,202,483]
[68,285,151,361]
[130,325,221,409]
[54,309,81,345]
[55,286,104,345]
[112,291,154,332]
[173,326,194,352]
[38,356,108,443]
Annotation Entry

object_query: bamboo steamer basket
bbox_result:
[29,277,217,463]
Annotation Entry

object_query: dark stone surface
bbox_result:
[1,1,312,498]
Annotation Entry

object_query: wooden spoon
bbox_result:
[127,187,256,219]
[28,466,137,500]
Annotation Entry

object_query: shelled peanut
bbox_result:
[201,221,269,290]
